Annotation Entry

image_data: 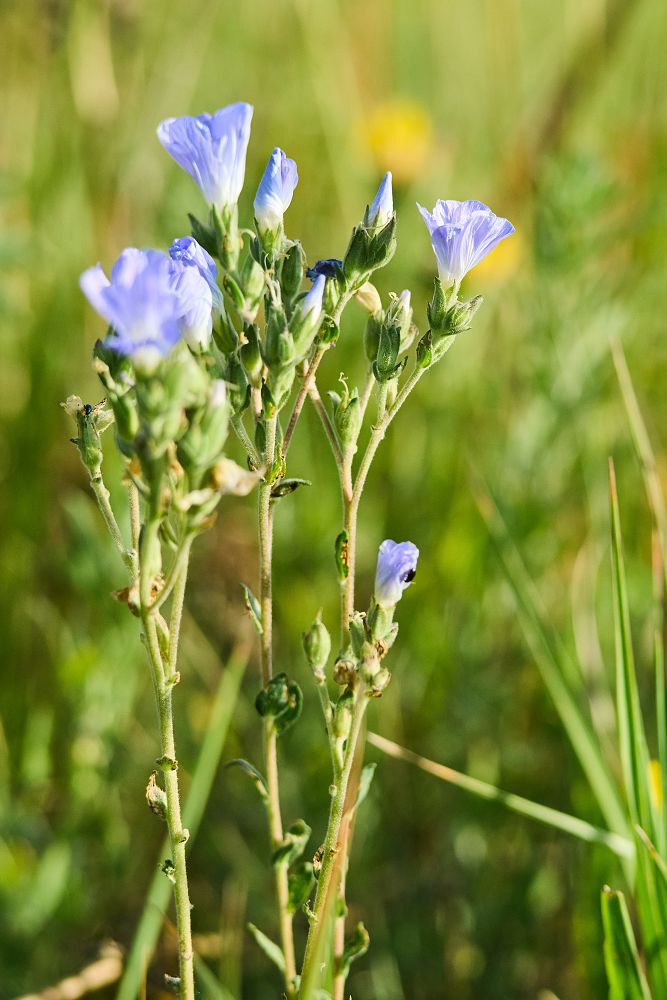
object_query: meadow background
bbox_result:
[2,0,667,997]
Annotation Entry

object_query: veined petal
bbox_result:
[374,539,419,608]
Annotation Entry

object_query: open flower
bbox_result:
[366,171,393,229]
[374,539,419,608]
[81,248,184,371]
[81,247,214,369]
[157,102,253,209]
[418,199,514,288]
[254,147,298,236]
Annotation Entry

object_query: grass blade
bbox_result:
[367,732,633,858]
[117,646,248,1000]
[601,886,653,1000]
[609,460,652,833]
[476,485,629,839]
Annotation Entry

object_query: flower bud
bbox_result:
[332,387,362,451]
[240,324,263,386]
[280,241,306,304]
[443,295,483,335]
[355,281,382,315]
[254,147,298,248]
[364,313,382,363]
[302,612,331,680]
[365,172,394,230]
[332,690,354,740]
[372,321,401,383]
[290,274,325,356]
[240,255,266,316]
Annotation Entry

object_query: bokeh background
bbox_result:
[2,0,667,997]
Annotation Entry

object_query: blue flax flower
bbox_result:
[254,147,298,235]
[367,171,393,228]
[169,237,224,314]
[417,199,514,288]
[81,248,213,369]
[157,102,253,209]
[374,539,419,608]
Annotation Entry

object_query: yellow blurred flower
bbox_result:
[470,227,524,285]
[649,759,663,812]
[364,99,433,187]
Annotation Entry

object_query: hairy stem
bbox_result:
[298,695,368,999]
[90,471,136,573]
[258,414,297,996]
[140,540,194,1000]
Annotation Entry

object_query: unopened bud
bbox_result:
[302,612,331,679]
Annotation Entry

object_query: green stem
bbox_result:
[258,414,297,997]
[298,695,368,999]
[140,541,194,1000]
[231,413,261,468]
[90,471,136,574]
[283,345,328,455]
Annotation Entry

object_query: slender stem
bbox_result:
[231,413,261,468]
[357,368,375,425]
[147,537,194,615]
[127,480,141,563]
[90,471,136,573]
[283,345,328,455]
[298,695,368,999]
[258,414,298,996]
[307,381,345,470]
[140,543,194,1000]
[352,367,426,511]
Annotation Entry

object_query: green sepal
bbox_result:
[224,758,269,801]
[271,477,311,499]
[241,583,263,634]
[247,923,285,974]
[348,612,367,658]
[372,321,401,382]
[280,241,306,306]
[188,213,217,258]
[223,272,245,311]
[338,922,370,977]
[416,330,433,369]
[335,530,350,580]
[272,818,311,867]
[287,861,315,914]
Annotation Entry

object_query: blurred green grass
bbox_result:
[2,0,667,996]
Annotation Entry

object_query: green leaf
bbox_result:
[193,954,237,1000]
[224,758,268,801]
[355,763,376,813]
[271,477,311,499]
[367,732,633,858]
[247,923,286,974]
[274,680,303,735]
[287,861,315,913]
[601,886,653,1000]
[241,583,263,635]
[609,460,653,834]
[339,921,370,977]
[272,819,311,867]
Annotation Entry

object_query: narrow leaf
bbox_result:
[241,583,263,635]
[247,923,286,974]
[601,886,653,1000]
[475,482,629,841]
[609,460,653,833]
[225,758,268,801]
[367,732,633,858]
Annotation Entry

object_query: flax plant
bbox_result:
[67,101,514,998]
